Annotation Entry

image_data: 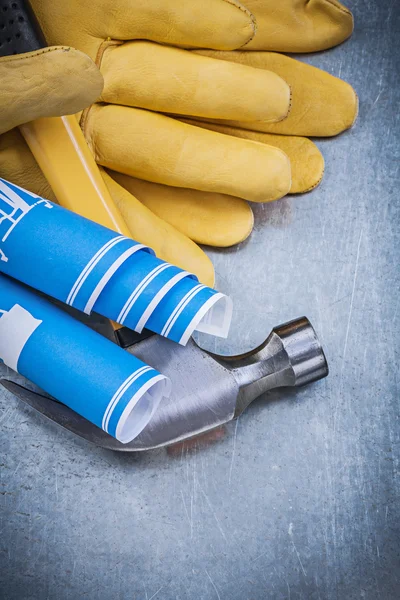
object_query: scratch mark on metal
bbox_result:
[55,464,58,501]
[205,569,221,600]
[180,489,192,538]
[291,540,307,578]
[252,551,269,562]
[314,575,323,600]
[199,485,227,542]
[342,229,363,369]
[228,418,239,485]
[327,292,352,309]
[190,493,194,539]
[334,229,363,435]
[11,461,21,478]
[373,90,383,107]
[148,586,163,600]
[31,526,47,568]
[0,406,15,427]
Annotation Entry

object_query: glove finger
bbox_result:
[100,41,290,123]
[108,171,254,247]
[0,129,55,198]
[0,130,214,285]
[0,47,103,135]
[181,119,324,194]
[242,0,353,52]
[83,104,291,203]
[195,50,358,137]
[102,172,215,285]
[32,0,256,57]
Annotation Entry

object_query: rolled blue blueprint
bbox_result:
[0,274,170,443]
[0,178,232,345]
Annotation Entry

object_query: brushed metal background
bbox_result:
[1,1,399,598]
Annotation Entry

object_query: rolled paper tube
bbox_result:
[93,251,232,343]
[0,274,171,443]
[145,277,232,345]
[0,178,232,345]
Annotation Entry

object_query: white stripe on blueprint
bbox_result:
[161,284,206,338]
[83,244,146,315]
[134,270,191,334]
[67,235,125,306]
[117,262,172,324]
[102,365,153,433]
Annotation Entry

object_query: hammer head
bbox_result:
[272,317,329,387]
[0,317,328,451]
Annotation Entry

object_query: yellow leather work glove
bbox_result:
[0,46,103,134]
[103,0,357,241]
[29,0,293,206]
[108,48,357,239]
[0,0,266,285]
[45,0,355,186]
[0,0,357,272]
[0,0,289,286]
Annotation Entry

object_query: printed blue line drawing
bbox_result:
[0,179,52,263]
[0,302,43,371]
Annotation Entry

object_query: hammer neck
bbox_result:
[215,332,297,417]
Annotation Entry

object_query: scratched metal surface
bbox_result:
[0,1,399,598]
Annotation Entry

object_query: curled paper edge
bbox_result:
[180,293,233,346]
[114,374,172,444]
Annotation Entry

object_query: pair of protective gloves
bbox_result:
[0,0,357,286]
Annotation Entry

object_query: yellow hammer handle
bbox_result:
[20,114,132,333]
